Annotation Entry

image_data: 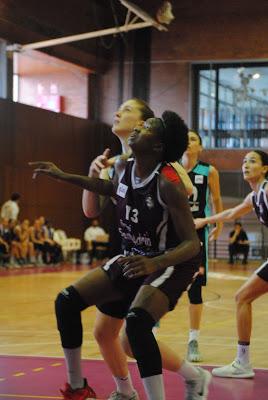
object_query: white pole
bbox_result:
[7,21,153,52]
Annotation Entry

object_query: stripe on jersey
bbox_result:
[193,163,210,177]
[103,254,124,271]
[254,259,268,276]
[150,266,175,288]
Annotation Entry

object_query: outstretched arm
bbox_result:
[195,193,253,230]
[208,165,223,240]
[29,161,115,196]
[82,148,115,218]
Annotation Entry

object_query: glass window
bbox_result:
[194,63,268,149]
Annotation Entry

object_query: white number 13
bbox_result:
[125,205,139,223]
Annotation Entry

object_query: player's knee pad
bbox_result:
[55,285,88,348]
[188,279,203,304]
[126,307,162,377]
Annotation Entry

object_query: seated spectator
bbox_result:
[84,219,109,263]
[0,218,10,267]
[34,216,60,265]
[43,219,62,264]
[19,219,36,264]
[1,218,22,267]
[228,221,249,265]
[0,193,20,222]
[29,218,46,265]
[9,219,24,266]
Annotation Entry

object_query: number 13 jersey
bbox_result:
[116,159,179,256]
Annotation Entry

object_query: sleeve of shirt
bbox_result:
[241,231,248,240]
[84,228,93,242]
[161,165,181,183]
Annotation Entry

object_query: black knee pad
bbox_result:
[55,285,88,348]
[188,277,203,304]
[126,307,162,378]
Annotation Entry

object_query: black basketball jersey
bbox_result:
[115,159,179,256]
[188,161,211,219]
[252,180,268,227]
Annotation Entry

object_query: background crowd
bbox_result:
[0,193,109,268]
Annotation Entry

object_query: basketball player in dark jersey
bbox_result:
[181,130,223,362]
[30,111,211,400]
[195,150,268,379]
[82,98,193,400]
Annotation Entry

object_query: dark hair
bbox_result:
[161,111,189,162]
[11,192,20,201]
[190,130,202,146]
[132,98,155,120]
[253,150,268,178]
[234,221,242,227]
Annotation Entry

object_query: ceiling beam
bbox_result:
[6,0,167,52]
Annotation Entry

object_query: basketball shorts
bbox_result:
[255,259,268,282]
[96,251,201,318]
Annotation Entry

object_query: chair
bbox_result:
[88,233,109,263]
[53,229,81,262]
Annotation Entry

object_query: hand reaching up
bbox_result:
[89,148,111,177]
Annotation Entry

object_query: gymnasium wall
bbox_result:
[0,98,120,238]
[99,0,268,171]
[150,1,268,120]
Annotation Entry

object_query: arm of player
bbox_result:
[208,165,223,241]
[194,193,253,230]
[29,161,115,196]
[82,149,114,218]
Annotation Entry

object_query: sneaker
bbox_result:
[212,359,255,378]
[60,378,96,399]
[187,340,203,362]
[108,391,139,400]
[185,367,211,400]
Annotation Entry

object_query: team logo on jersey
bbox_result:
[195,175,204,184]
[145,195,154,209]
[117,182,128,198]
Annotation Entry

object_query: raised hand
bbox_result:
[28,161,64,180]
[89,148,111,177]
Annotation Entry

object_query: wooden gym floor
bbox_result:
[0,260,267,366]
[0,260,267,400]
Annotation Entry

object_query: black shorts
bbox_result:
[96,252,201,319]
[34,243,44,251]
[0,243,8,255]
[255,259,268,282]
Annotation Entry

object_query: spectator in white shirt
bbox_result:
[1,193,21,221]
[84,219,109,264]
